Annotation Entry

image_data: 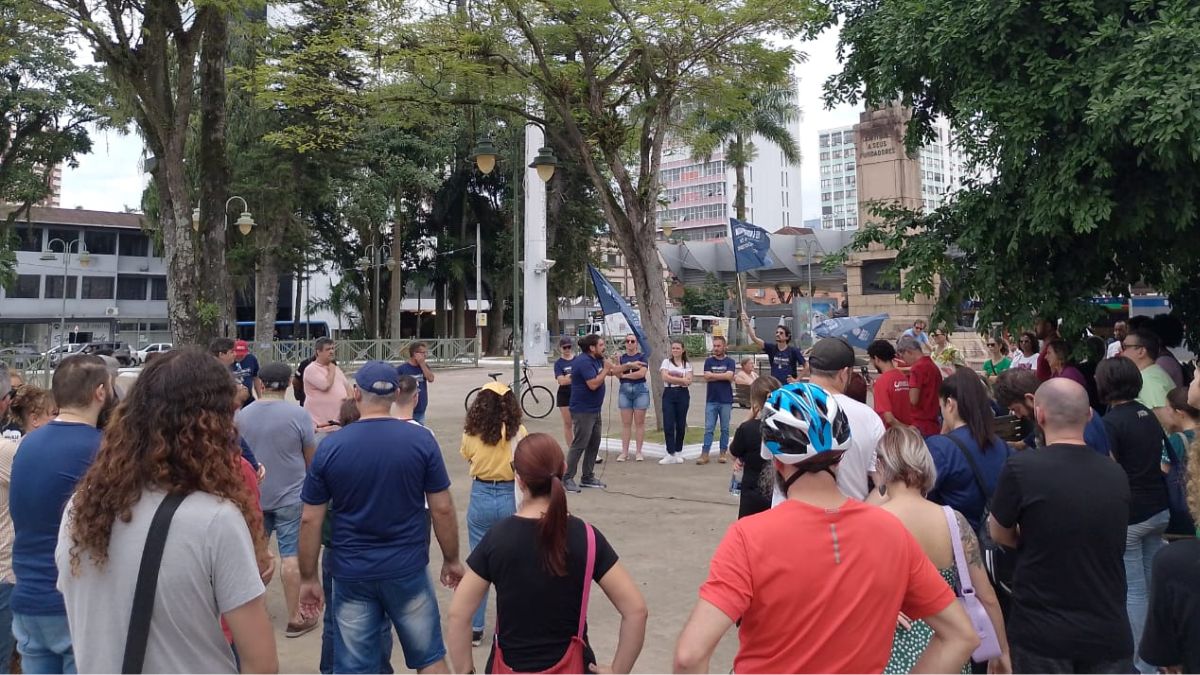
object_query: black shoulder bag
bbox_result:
[122,492,187,674]
[944,435,1017,596]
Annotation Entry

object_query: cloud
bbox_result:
[59,126,147,212]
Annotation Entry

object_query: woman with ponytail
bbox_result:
[448,433,647,674]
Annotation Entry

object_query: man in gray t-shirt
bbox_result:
[234,361,318,637]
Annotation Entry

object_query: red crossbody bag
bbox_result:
[491,523,596,674]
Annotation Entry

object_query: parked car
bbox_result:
[78,342,134,367]
[46,343,84,367]
[133,342,173,365]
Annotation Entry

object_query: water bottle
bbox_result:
[729,465,742,497]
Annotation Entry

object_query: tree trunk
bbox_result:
[294,262,305,336]
[198,6,233,341]
[253,209,286,346]
[388,246,403,339]
[154,146,203,346]
[734,133,747,221]
[486,280,507,356]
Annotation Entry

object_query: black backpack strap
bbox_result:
[944,433,990,499]
[122,492,187,674]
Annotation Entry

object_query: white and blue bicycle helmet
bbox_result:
[760,382,851,465]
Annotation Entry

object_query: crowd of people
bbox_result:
[0,309,1191,675]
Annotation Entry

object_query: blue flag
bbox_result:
[730,218,773,272]
[813,314,890,349]
[588,264,651,359]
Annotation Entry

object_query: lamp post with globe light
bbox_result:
[40,238,91,349]
[471,127,558,389]
[359,243,397,341]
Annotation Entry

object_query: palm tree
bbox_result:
[307,279,361,334]
[687,84,801,221]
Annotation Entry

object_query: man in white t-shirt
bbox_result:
[772,338,884,503]
[1105,321,1128,359]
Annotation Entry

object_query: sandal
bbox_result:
[616,454,628,462]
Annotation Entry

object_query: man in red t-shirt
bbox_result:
[867,339,914,428]
[674,383,978,674]
[1034,317,1059,382]
[898,336,943,436]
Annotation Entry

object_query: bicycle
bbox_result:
[464,361,556,419]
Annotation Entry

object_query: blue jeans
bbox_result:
[333,569,445,673]
[702,401,732,455]
[662,388,690,455]
[0,583,13,674]
[263,501,302,558]
[467,480,516,632]
[1125,509,1169,674]
[12,613,74,674]
[320,549,392,675]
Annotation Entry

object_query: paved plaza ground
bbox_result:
[267,364,745,673]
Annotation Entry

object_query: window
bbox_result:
[821,192,832,202]
[81,276,114,299]
[843,130,856,144]
[834,191,844,200]
[84,230,117,255]
[820,179,831,189]
[150,277,167,301]
[118,233,150,257]
[832,149,842,160]
[47,229,81,248]
[862,259,900,295]
[819,151,829,160]
[819,135,830,148]
[45,275,78,299]
[832,177,843,187]
[845,175,856,186]
[844,162,855,172]
[13,227,42,252]
[829,132,842,144]
[820,165,831,175]
[606,253,620,267]
[611,281,623,294]
[7,275,40,298]
[822,206,833,215]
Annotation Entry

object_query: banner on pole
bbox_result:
[812,314,890,349]
[730,218,773,273]
[588,265,650,358]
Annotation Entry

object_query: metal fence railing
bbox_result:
[253,338,480,371]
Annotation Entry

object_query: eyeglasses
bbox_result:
[625,339,637,343]
[1121,342,1143,351]
[986,343,996,347]
[561,346,572,350]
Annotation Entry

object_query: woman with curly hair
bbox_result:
[460,381,527,646]
[1,385,56,441]
[54,347,277,673]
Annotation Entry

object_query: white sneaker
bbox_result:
[659,455,675,465]
[672,455,685,464]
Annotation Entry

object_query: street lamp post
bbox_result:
[40,238,91,349]
[359,243,396,340]
[792,239,818,347]
[471,128,558,389]
[192,195,257,235]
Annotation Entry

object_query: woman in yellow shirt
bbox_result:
[460,381,527,646]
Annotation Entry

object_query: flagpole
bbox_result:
[730,219,746,338]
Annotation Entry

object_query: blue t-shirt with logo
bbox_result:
[395,362,428,414]
[704,356,737,404]
[554,357,573,389]
[10,421,102,615]
[620,353,647,383]
[763,343,806,382]
[301,417,450,581]
[232,354,260,393]
[570,353,607,414]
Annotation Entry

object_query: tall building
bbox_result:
[656,133,804,241]
[817,117,971,230]
[38,165,63,207]
[816,125,859,231]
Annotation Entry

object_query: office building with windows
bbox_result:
[817,117,970,231]
[0,206,171,346]
[656,133,804,242]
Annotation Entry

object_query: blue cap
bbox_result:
[354,361,399,396]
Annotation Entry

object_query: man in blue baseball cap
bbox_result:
[297,361,464,673]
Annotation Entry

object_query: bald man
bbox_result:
[988,379,1134,673]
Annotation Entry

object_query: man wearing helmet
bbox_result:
[674,382,979,673]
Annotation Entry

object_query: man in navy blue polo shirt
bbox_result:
[10,355,113,673]
[563,334,616,493]
[742,312,806,383]
[699,336,737,465]
[395,342,435,425]
[298,361,463,674]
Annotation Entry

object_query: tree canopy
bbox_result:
[827,0,1200,344]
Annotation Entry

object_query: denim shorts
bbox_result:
[263,501,303,558]
[618,381,650,410]
[333,569,445,672]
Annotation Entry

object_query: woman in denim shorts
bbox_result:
[616,334,650,462]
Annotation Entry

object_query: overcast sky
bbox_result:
[61,25,859,221]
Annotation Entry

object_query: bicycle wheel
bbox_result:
[464,386,483,412]
[521,385,555,419]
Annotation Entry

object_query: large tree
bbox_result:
[456,0,826,425]
[827,0,1200,344]
[46,0,241,344]
[1,0,109,271]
